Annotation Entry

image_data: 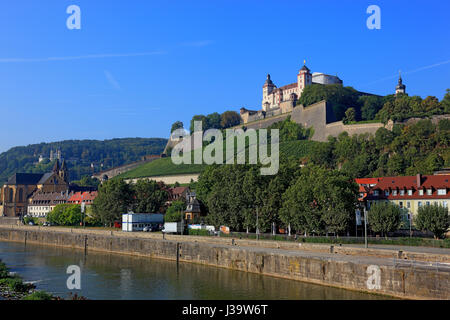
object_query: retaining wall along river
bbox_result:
[0,227,448,299]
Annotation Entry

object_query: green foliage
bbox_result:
[71,176,100,188]
[132,180,168,213]
[359,95,385,121]
[165,200,186,222]
[375,94,445,123]
[220,111,241,129]
[297,84,363,121]
[415,204,449,239]
[23,216,38,225]
[47,204,82,226]
[308,119,449,177]
[0,277,31,293]
[116,157,206,179]
[92,179,134,226]
[23,291,54,300]
[171,121,184,133]
[0,260,9,279]
[368,202,402,237]
[342,107,356,124]
[280,166,358,235]
[0,138,167,185]
[267,116,313,141]
[188,229,210,236]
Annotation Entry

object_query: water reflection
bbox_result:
[0,241,389,300]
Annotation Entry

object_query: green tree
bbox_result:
[343,107,356,124]
[415,204,449,239]
[220,111,241,129]
[190,115,207,133]
[280,166,358,235]
[171,121,184,133]
[442,89,450,113]
[205,112,222,130]
[164,200,186,222]
[359,95,384,120]
[72,175,100,188]
[132,180,168,213]
[92,179,134,226]
[368,202,402,238]
[47,204,82,226]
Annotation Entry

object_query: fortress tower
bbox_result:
[395,72,406,95]
[297,62,312,93]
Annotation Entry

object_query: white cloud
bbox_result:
[104,70,121,91]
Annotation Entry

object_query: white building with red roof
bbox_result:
[356,174,449,217]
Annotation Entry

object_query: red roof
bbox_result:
[355,178,379,185]
[362,174,449,201]
[68,191,98,203]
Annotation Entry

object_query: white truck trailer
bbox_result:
[162,222,184,234]
[122,213,164,232]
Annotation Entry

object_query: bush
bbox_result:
[23,291,54,300]
[0,277,31,293]
[188,229,210,236]
[0,260,9,279]
[415,204,449,239]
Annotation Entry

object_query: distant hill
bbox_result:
[0,138,167,184]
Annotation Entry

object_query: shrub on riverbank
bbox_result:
[22,291,54,300]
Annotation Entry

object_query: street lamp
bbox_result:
[364,206,368,249]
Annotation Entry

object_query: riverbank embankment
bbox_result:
[0,225,448,299]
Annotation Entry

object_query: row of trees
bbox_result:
[196,161,360,235]
[195,161,449,238]
[368,202,449,239]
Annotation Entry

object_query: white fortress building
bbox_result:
[262,63,342,111]
[240,62,342,123]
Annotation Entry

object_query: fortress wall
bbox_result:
[291,101,328,141]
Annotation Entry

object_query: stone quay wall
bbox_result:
[0,226,448,300]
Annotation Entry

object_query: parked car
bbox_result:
[143,225,158,232]
[28,221,35,226]
[43,222,51,227]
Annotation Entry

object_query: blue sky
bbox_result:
[0,0,449,153]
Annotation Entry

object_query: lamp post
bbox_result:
[256,207,259,240]
[364,206,368,249]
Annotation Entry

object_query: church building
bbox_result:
[0,159,69,217]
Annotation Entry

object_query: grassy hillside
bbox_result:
[116,140,322,179]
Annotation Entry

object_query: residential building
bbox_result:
[28,191,73,218]
[356,174,449,218]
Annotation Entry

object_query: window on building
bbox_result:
[393,190,398,196]
[408,189,413,196]
[385,190,389,197]
[426,201,430,206]
[399,202,403,208]
[400,190,405,196]
[437,189,446,195]
[418,201,422,207]
[427,189,432,195]
[444,201,448,208]
[373,190,379,196]
[407,201,411,209]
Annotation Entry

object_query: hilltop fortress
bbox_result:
[239,63,397,141]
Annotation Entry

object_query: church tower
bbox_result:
[297,61,312,95]
[395,72,406,95]
[59,159,69,183]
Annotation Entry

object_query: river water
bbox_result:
[0,241,388,300]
